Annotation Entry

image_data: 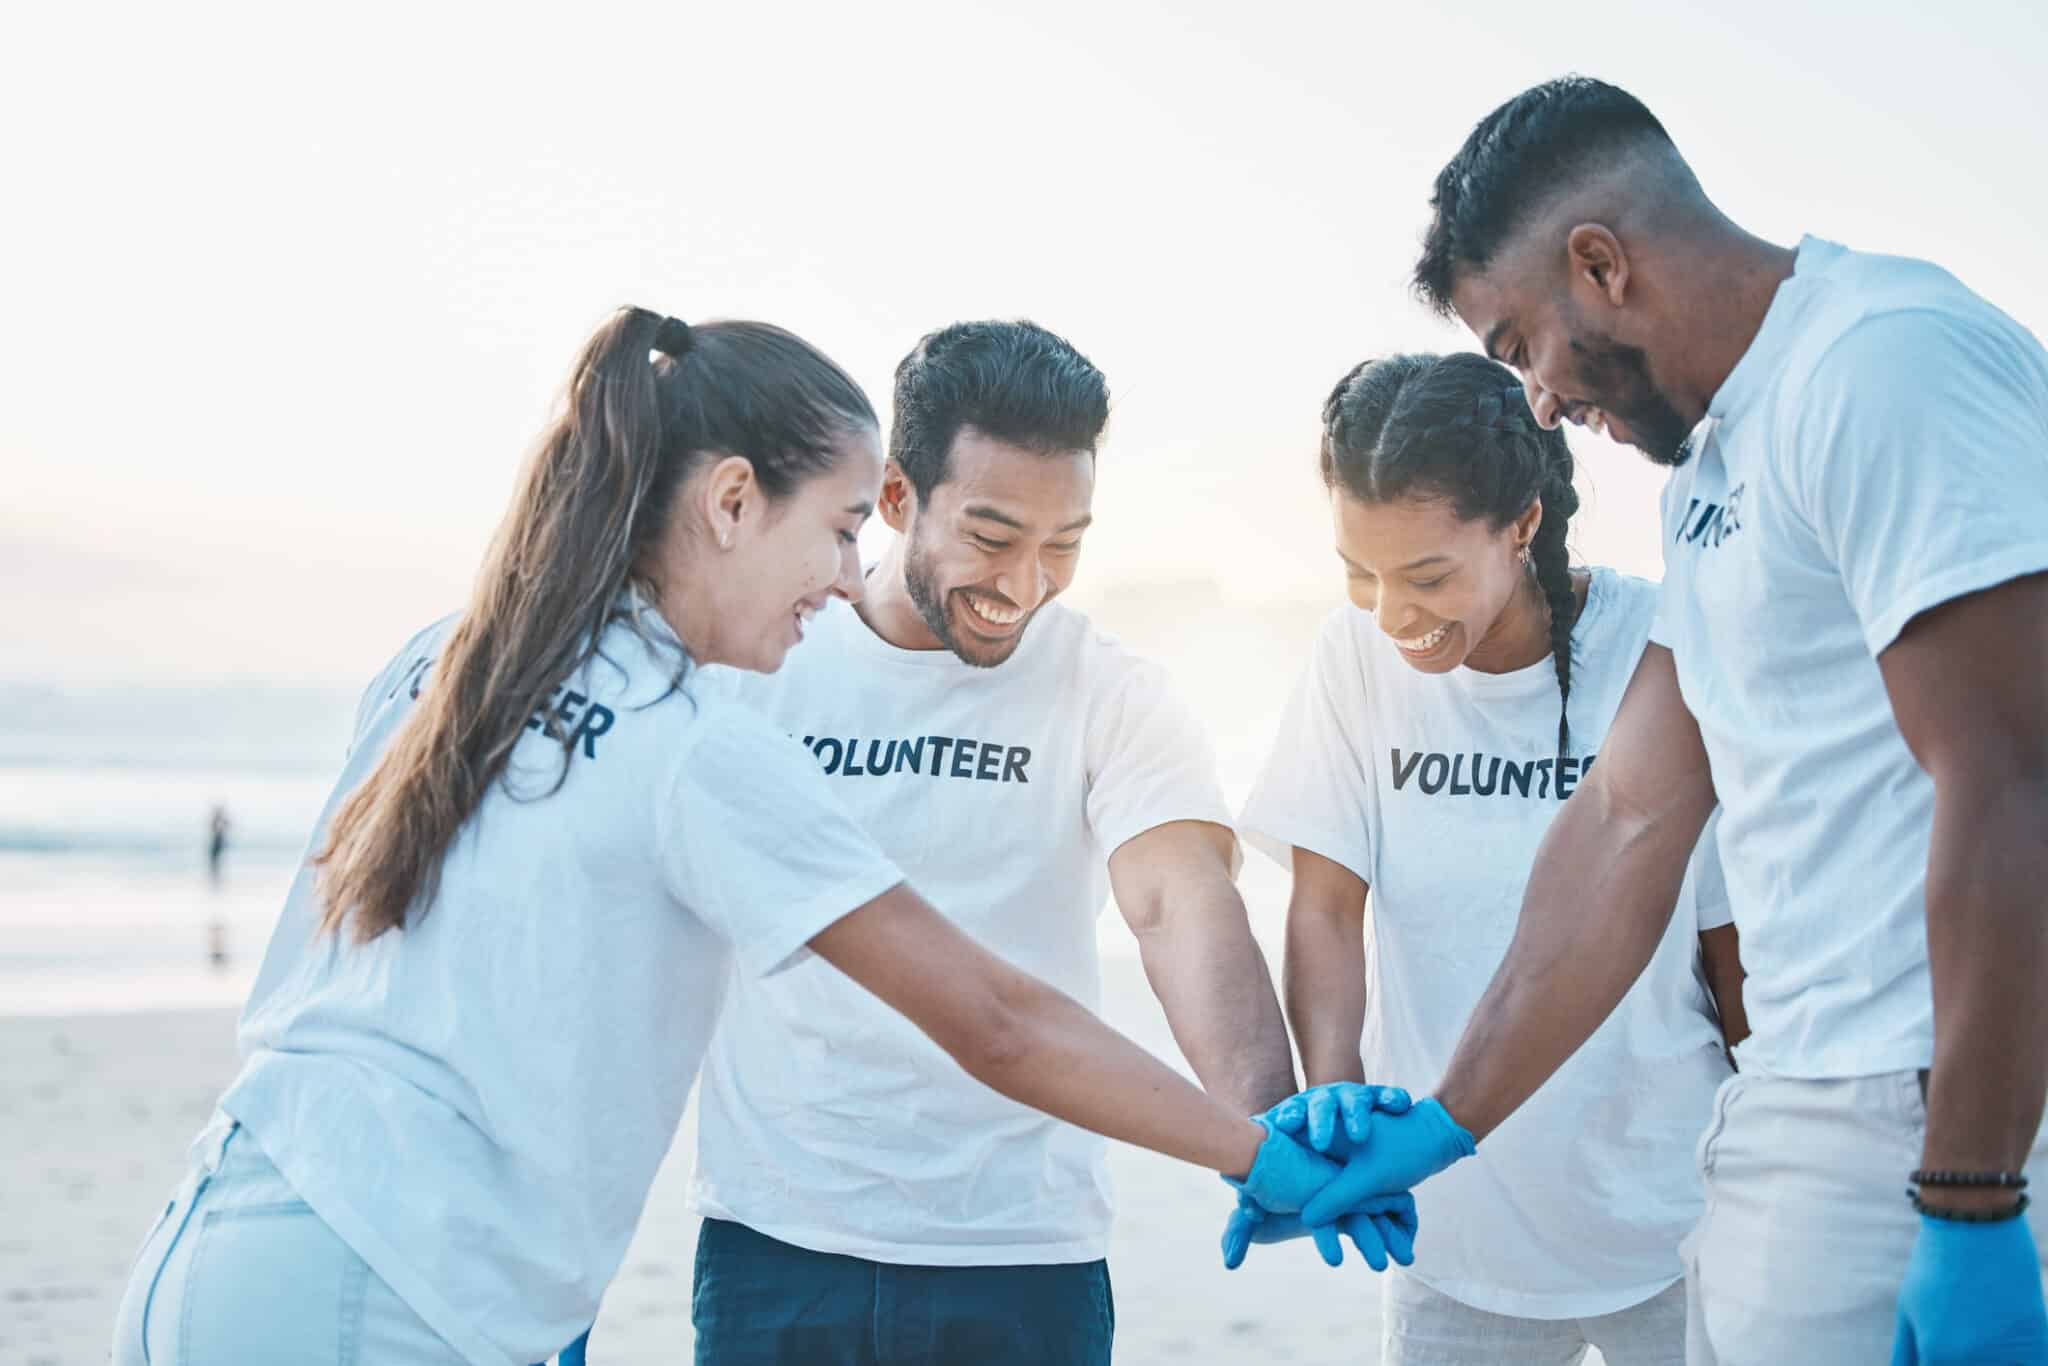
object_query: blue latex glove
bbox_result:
[1298,1097,1476,1227]
[1221,1190,1418,1270]
[1230,1116,1343,1214]
[1891,1210,2048,1364]
[1269,1083,1414,1158]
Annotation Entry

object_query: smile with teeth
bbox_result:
[963,594,1024,629]
[1392,622,1451,654]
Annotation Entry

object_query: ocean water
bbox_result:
[0,681,356,1014]
[0,595,1326,1016]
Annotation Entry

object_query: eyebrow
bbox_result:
[964,504,1093,535]
[844,500,875,516]
[1336,549,1452,574]
[1483,320,1512,363]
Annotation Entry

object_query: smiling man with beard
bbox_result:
[1293,76,2048,1366]
[686,319,1299,1366]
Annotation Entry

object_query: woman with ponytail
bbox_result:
[111,309,1358,1366]
[1235,353,1749,1363]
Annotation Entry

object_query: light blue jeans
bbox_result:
[111,1121,591,1365]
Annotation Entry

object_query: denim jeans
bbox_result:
[691,1217,1114,1366]
[110,1122,591,1366]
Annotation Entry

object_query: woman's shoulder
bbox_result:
[1575,566,1663,662]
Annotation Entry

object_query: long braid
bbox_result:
[1529,466,1580,770]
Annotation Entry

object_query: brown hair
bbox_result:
[314,307,875,941]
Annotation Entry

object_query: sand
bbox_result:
[1,950,1395,1365]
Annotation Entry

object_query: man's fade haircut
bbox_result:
[889,319,1111,502]
[1413,77,1675,318]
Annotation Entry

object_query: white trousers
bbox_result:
[1681,1068,2048,1366]
[1381,1274,1686,1365]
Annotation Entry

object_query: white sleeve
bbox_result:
[1647,476,1690,651]
[658,703,905,978]
[346,617,454,755]
[1237,611,1376,882]
[1082,654,1235,859]
[1796,310,2048,656]
[1687,807,1733,933]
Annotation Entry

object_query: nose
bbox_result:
[832,540,864,604]
[1524,376,1566,430]
[992,554,1050,613]
[1374,586,1409,639]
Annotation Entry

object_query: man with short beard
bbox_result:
[687,319,1301,1365]
[1280,77,2048,1365]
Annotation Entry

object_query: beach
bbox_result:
[3,948,1402,1366]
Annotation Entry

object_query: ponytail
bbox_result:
[315,308,875,941]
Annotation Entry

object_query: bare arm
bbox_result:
[1283,848,1370,1087]
[1699,924,1750,1058]
[1110,820,1298,1115]
[1434,645,1718,1140]
[1880,573,2048,1211]
[809,881,1267,1176]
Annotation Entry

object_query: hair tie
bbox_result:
[652,316,695,359]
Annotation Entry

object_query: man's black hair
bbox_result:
[1414,77,1674,316]
[890,320,1110,501]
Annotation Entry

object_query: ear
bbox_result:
[698,453,759,547]
[1512,496,1545,554]
[1565,224,1629,307]
[877,459,917,534]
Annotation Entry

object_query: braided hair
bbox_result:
[1320,352,1582,770]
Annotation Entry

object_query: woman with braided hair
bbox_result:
[1235,352,1749,1364]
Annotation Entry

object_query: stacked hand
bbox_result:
[1222,1082,1475,1271]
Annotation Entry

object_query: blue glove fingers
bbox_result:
[1311,1220,1345,1267]
[1306,1088,1340,1153]
[1341,1211,1391,1271]
[1299,1157,1392,1228]
[1339,1086,1375,1147]
[1299,1099,1473,1227]
[1221,1199,1262,1269]
[1269,1096,1308,1134]
[1374,1086,1413,1115]
[1375,1209,1417,1266]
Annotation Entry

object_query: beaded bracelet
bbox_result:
[1908,1190,2031,1223]
[1910,1169,2029,1190]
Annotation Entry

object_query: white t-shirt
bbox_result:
[1241,569,1733,1319]
[689,596,1234,1265]
[1652,235,2048,1080]
[215,605,904,1366]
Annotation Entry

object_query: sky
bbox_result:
[6,0,2045,684]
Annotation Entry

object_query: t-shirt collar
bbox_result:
[1448,567,1613,698]
[1707,234,1842,422]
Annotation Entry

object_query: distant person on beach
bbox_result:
[110,309,1387,1366]
[1260,77,2048,1364]
[204,805,229,887]
[1227,353,1746,1365]
[687,320,1308,1366]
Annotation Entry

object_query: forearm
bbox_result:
[810,885,1267,1176]
[1435,772,1710,1140]
[975,964,1266,1175]
[1920,771,2048,1180]
[1699,925,1750,1056]
[1133,883,1298,1115]
[1284,892,1367,1086]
